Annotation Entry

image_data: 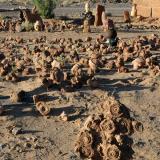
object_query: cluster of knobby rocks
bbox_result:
[75,96,143,159]
[32,36,109,92]
[0,52,19,82]
[0,33,160,86]
[110,34,160,75]
[44,20,78,32]
[0,36,48,82]
[0,19,77,33]
[0,8,43,32]
[0,7,77,33]
[0,33,160,117]
[0,36,104,116]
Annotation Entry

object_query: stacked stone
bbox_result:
[94,5,105,26]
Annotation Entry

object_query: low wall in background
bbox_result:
[133,0,160,18]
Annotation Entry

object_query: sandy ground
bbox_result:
[0,27,159,160]
[0,3,160,160]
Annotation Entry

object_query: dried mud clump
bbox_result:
[102,144,121,160]
[132,57,145,70]
[10,90,26,103]
[35,101,51,116]
[75,96,143,159]
[75,130,94,158]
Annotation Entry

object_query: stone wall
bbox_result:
[133,0,160,18]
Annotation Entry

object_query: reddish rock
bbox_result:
[94,5,105,26]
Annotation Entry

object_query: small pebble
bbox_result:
[11,127,22,135]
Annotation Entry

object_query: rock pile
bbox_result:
[0,33,160,93]
[75,96,143,159]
